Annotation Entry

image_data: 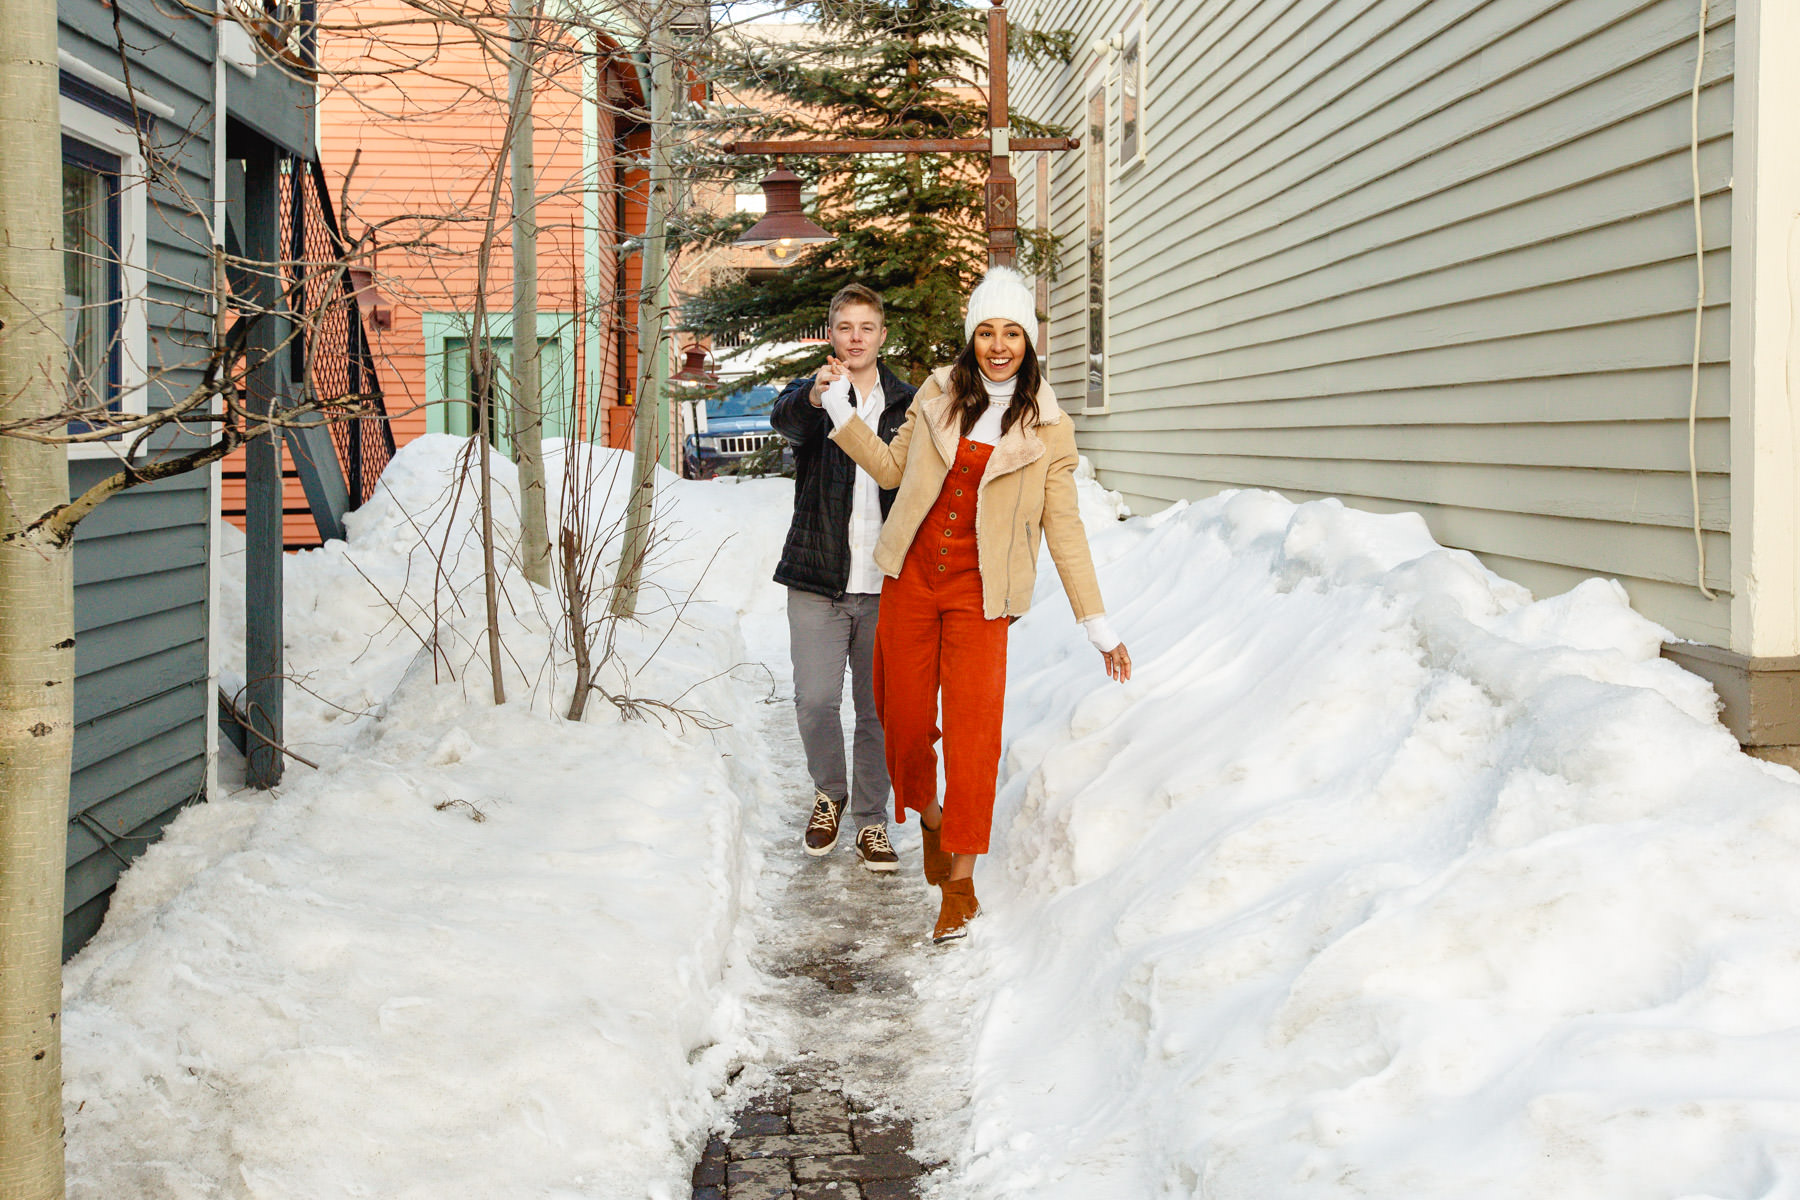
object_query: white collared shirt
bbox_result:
[842,375,886,595]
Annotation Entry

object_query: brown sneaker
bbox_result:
[932,878,980,943]
[854,824,899,873]
[920,818,951,886]
[803,789,846,856]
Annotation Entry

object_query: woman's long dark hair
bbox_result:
[943,337,1043,439]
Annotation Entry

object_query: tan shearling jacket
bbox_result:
[827,367,1106,622]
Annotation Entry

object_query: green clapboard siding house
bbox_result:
[57,0,389,955]
[1011,0,1800,762]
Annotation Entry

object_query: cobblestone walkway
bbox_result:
[690,663,957,1199]
[690,1065,927,1199]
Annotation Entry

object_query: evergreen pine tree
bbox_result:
[678,1,1072,387]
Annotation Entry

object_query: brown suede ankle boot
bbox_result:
[920,818,951,887]
[933,877,980,943]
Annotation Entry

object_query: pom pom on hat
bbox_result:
[964,266,1039,347]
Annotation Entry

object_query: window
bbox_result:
[63,139,122,416]
[1085,82,1108,412]
[1121,17,1145,166]
[1035,153,1051,360]
[733,178,766,215]
[59,93,147,454]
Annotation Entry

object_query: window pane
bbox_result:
[1122,35,1141,163]
[1086,88,1107,409]
[63,160,115,409]
[1035,153,1051,359]
[443,335,507,446]
[443,337,473,437]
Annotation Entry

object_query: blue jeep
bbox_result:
[683,383,793,479]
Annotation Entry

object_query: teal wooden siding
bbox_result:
[56,0,313,957]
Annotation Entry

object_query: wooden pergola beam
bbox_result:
[723,137,1079,156]
[724,0,1068,269]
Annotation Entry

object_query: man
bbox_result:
[770,284,916,871]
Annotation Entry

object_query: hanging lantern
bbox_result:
[671,344,714,385]
[734,163,835,262]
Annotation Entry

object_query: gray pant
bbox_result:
[787,588,889,830]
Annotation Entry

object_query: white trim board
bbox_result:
[1729,0,1800,657]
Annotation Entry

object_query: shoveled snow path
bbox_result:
[721,626,987,1190]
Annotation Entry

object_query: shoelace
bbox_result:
[807,795,840,833]
[859,825,894,856]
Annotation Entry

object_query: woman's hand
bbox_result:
[1101,642,1131,683]
[809,356,848,406]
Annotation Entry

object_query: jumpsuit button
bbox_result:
[954,489,963,497]
[961,467,969,474]
[948,512,958,520]
[940,546,949,555]
[943,529,952,537]
[936,564,946,572]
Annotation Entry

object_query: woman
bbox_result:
[812,266,1131,942]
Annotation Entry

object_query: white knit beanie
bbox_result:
[963,266,1039,347]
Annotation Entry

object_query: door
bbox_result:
[442,335,570,453]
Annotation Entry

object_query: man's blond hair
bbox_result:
[828,283,885,327]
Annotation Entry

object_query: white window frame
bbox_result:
[1034,152,1051,362]
[61,93,149,460]
[1082,70,1111,415]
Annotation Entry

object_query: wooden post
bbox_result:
[243,142,285,788]
[985,0,1016,268]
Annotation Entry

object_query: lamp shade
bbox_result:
[672,345,713,383]
[347,266,393,330]
[735,167,835,250]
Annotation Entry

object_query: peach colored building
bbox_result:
[226,6,651,547]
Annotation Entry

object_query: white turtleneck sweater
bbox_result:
[820,372,1122,653]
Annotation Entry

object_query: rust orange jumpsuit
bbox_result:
[871,437,1010,855]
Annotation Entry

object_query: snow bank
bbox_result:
[64,427,1800,1198]
[63,438,793,1200]
[944,487,1800,1199]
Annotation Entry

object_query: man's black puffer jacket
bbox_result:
[770,361,916,597]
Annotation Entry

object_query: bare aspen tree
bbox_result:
[611,10,675,620]
[0,32,73,1200]
[509,0,550,589]
[0,0,75,1188]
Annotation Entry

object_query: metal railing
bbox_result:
[224,0,315,70]
[709,321,829,349]
[281,155,394,509]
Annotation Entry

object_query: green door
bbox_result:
[442,336,570,452]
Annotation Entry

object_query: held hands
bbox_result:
[1101,642,1132,683]
[809,356,850,407]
